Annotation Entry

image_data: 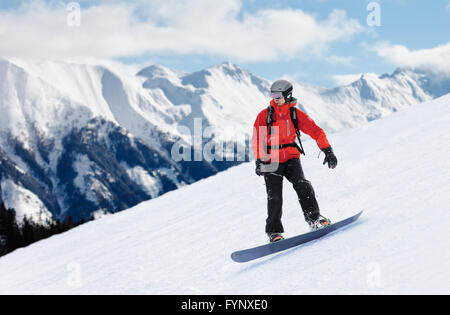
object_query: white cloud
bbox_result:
[371,41,450,76]
[446,2,450,12]
[326,55,353,66]
[0,0,363,62]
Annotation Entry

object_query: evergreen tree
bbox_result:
[21,217,35,246]
[0,203,8,256]
[0,203,23,254]
[0,203,88,258]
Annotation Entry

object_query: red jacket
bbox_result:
[251,99,330,163]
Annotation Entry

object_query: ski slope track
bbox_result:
[0,94,450,295]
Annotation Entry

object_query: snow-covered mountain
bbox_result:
[0,93,449,294]
[0,58,449,223]
[293,68,449,131]
[0,59,254,223]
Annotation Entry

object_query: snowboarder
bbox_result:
[251,80,338,243]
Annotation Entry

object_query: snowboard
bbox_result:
[231,210,363,263]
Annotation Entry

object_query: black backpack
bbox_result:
[266,104,305,155]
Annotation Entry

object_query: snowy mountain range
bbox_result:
[0,58,449,224]
[1,93,449,294]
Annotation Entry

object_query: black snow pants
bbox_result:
[263,158,320,234]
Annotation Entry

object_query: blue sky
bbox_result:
[1,0,449,87]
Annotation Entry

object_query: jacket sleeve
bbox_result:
[251,111,270,161]
[297,109,330,150]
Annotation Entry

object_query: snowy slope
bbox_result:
[1,93,449,294]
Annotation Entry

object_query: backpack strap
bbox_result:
[262,105,275,156]
[290,107,306,155]
[266,105,275,135]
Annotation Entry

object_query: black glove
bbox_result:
[322,147,338,169]
[255,159,264,176]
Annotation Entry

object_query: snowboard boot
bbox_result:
[308,215,331,230]
[268,233,284,243]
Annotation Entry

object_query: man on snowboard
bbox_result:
[251,80,338,243]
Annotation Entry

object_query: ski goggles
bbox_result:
[270,91,284,100]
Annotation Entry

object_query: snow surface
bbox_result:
[0,93,449,294]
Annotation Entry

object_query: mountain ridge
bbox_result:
[0,57,448,223]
